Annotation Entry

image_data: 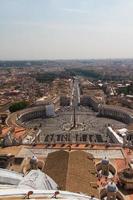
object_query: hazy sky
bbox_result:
[0,0,133,60]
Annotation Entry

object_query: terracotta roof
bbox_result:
[13,127,26,139]
[102,104,133,115]
[44,150,99,198]
[0,146,22,155]
[1,127,10,137]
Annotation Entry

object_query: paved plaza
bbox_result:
[17,147,124,159]
[25,106,126,144]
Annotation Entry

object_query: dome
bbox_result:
[123,168,133,179]
[0,190,100,200]
[106,182,117,192]
[101,157,109,165]
[18,169,58,190]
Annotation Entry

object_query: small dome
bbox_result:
[101,157,109,165]
[106,182,117,192]
[123,168,133,179]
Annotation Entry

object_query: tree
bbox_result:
[9,101,29,113]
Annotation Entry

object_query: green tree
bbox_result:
[9,101,29,113]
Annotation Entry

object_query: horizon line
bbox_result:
[1,57,133,62]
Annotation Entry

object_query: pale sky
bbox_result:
[0,0,133,60]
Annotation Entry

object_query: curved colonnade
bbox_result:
[7,93,133,127]
[98,105,133,124]
[18,106,47,124]
[16,103,133,126]
[6,98,133,146]
[83,96,133,125]
[7,98,133,129]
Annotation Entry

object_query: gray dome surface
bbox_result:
[106,182,117,192]
[101,158,109,165]
[18,169,58,190]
